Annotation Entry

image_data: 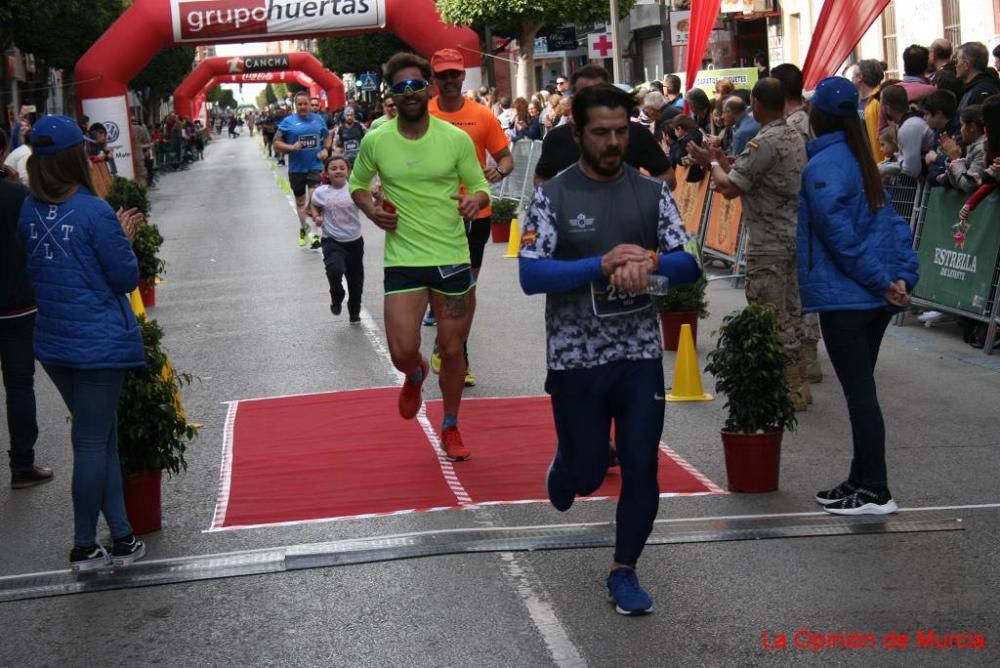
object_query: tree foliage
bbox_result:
[437,0,634,33]
[317,32,412,76]
[436,0,635,96]
[2,0,127,71]
[207,87,238,110]
[131,47,196,121]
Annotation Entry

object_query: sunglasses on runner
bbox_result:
[390,79,430,96]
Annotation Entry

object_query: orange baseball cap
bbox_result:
[431,48,464,73]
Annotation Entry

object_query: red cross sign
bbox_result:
[589,33,614,59]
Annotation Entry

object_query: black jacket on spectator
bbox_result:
[534,123,671,181]
[0,179,34,317]
[959,71,1000,112]
[668,131,706,182]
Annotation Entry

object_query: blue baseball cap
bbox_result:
[810,77,859,117]
[29,115,85,155]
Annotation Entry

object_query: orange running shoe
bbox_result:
[398,357,429,420]
[440,426,471,461]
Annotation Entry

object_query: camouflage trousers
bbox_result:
[745,255,804,366]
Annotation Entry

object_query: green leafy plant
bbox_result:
[705,305,797,434]
[652,273,708,317]
[490,197,519,224]
[118,316,199,476]
[105,176,150,215]
[131,222,165,282]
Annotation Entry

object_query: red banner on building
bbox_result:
[685,0,723,94]
[802,0,891,91]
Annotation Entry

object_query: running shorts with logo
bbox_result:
[384,264,474,296]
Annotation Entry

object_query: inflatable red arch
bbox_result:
[174,52,346,120]
[75,0,480,179]
[189,71,326,125]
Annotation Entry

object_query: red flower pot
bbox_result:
[491,220,511,243]
[138,279,156,308]
[659,311,698,351]
[123,470,162,534]
[721,429,783,493]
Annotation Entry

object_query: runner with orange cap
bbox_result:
[426,47,514,388]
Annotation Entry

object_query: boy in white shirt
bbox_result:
[309,154,365,323]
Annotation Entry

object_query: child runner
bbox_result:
[310,154,365,323]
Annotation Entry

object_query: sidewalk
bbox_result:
[1,132,997,667]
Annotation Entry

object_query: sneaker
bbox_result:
[298,229,307,247]
[398,357,429,420]
[330,300,343,316]
[607,568,654,616]
[546,457,574,511]
[431,348,442,374]
[422,311,437,327]
[464,366,476,387]
[309,235,321,251]
[815,480,856,506]
[349,313,361,324]
[70,544,111,573]
[440,425,471,461]
[823,487,898,515]
[111,534,146,567]
[11,465,54,489]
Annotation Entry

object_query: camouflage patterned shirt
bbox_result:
[727,118,807,257]
[520,165,690,370]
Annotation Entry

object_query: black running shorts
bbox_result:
[466,216,491,270]
[288,170,322,198]
[384,265,474,296]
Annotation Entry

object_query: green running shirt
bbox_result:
[349,116,490,267]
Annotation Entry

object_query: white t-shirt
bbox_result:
[4,145,31,184]
[311,183,362,242]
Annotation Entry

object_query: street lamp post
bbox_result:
[609,0,625,83]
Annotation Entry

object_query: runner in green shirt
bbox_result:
[349,52,490,463]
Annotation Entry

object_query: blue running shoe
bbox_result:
[607,568,654,616]
[546,456,574,512]
[423,310,437,327]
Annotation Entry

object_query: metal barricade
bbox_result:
[884,174,924,231]
[496,139,543,210]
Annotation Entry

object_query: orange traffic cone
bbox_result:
[667,324,713,402]
[504,217,521,258]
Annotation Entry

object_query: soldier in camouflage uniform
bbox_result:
[773,63,824,387]
[689,78,810,410]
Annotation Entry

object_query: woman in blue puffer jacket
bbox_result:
[17,115,148,572]
[798,78,920,517]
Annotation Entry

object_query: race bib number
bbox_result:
[344,139,360,153]
[590,280,651,318]
[299,134,319,149]
[438,263,470,280]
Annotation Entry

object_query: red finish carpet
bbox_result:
[211,388,723,530]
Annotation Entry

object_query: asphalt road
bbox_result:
[1,130,997,667]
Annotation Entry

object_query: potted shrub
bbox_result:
[704,305,796,492]
[653,273,708,351]
[118,316,199,533]
[490,197,519,243]
[105,177,163,306]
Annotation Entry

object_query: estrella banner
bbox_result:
[914,189,1000,316]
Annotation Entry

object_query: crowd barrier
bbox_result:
[669,169,998,354]
[495,141,999,354]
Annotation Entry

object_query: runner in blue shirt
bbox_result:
[274,91,329,249]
